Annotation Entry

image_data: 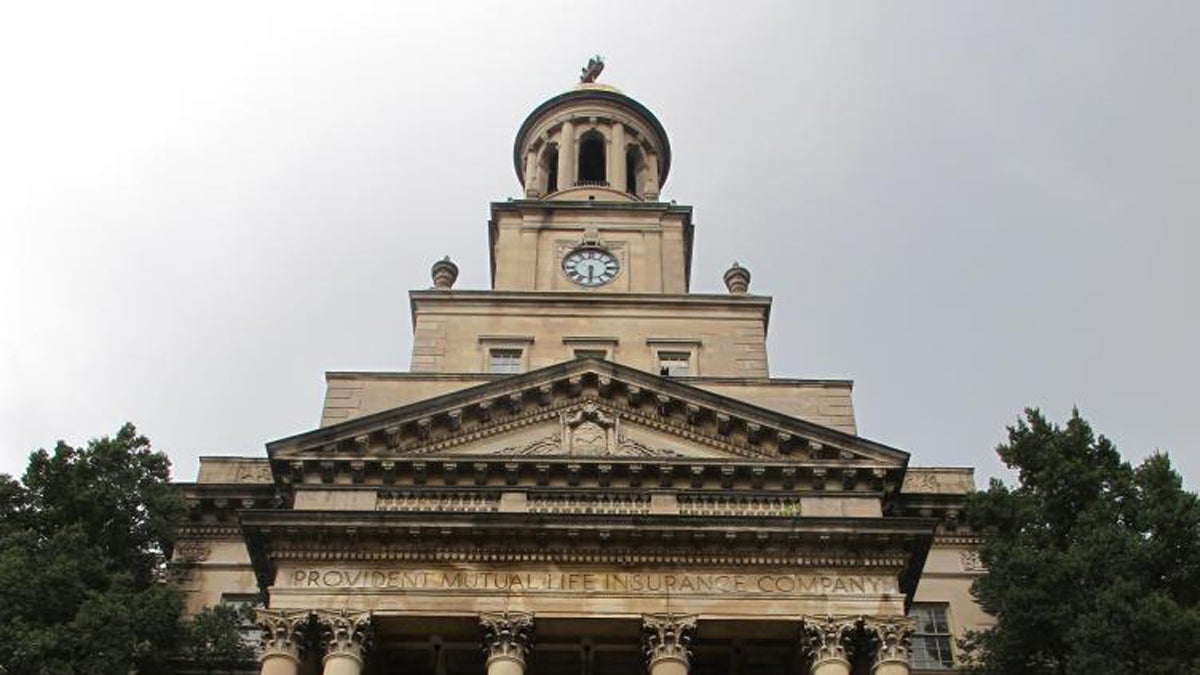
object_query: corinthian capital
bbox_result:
[800,615,860,665]
[315,609,373,663]
[480,611,535,667]
[642,613,698,669]
[863,615,916,668]
[256,608,311,663]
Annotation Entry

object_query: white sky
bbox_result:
[1,1,1197,488]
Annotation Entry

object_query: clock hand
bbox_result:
[587,267,595,283]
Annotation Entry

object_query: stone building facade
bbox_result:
[172,68,991,675]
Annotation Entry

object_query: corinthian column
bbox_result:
[315,610,373,675]
[800,615,859,675]
[256,608,310,675]
[480,611,535,675]
[863,616,915,675]
[642,614,698,675]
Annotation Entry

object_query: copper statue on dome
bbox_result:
[580,55,604,83]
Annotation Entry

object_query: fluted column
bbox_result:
[256,609,310,675]
[800,615,859,675]
[480,611,535,675]
[315,610,372,675]
[557,120,576,189]
[642,614,697,675]
[863,616,915,675]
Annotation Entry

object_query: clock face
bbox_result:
[563,247,619,287]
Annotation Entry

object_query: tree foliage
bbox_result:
[178,604,256,674]
[966,409,1200,675]
[0,424,252,674]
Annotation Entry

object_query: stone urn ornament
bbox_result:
[431,256,459,290]
[723,261,751,294]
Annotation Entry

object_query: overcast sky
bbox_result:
[1,1,1197,489]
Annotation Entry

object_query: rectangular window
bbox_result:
[574,349,607,360]
[658,351,691,377]
[489,348,523,374]
[910,604,955,670]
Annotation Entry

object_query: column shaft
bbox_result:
[524,150,539,196]
[558,120,576,188]
[610,122,626,190]
[260,655,300,675]
[810,660,851,675]
[643,152,660,199]
[322,656,362,675]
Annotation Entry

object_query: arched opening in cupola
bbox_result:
[541,145,559,194]
[577,131,606,185]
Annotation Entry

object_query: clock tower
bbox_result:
[410,72,777,385]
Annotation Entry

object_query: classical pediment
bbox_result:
[266,359,908,469]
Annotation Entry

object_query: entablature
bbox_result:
[241,509,936,598]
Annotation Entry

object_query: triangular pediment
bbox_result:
[433,399,745,460]
[267,359,909,469]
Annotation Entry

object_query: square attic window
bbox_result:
[488,348,523,374]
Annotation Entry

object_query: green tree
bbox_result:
[0,424,252,674]
[178,604,257,674]
[965,409,1200,675]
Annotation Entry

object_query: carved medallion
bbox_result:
[571,421,607,454]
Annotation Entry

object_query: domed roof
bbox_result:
[574,81,624,95]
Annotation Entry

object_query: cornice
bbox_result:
[323,371,854,389]
[491,199,693,217]
[408,290,772,315]
[241,509,937,542]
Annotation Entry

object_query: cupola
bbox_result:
[512,57,671,203]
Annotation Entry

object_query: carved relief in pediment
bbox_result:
[458,400,684,458]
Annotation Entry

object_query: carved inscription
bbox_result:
[281,567,899,597]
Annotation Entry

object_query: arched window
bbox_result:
[577,131,606,185]
[543,146,559,194]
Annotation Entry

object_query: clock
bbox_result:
[563,246,619,287]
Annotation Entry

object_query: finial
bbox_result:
[431,256,459,290]
[580,55,605,83]
[723,261,751,294]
